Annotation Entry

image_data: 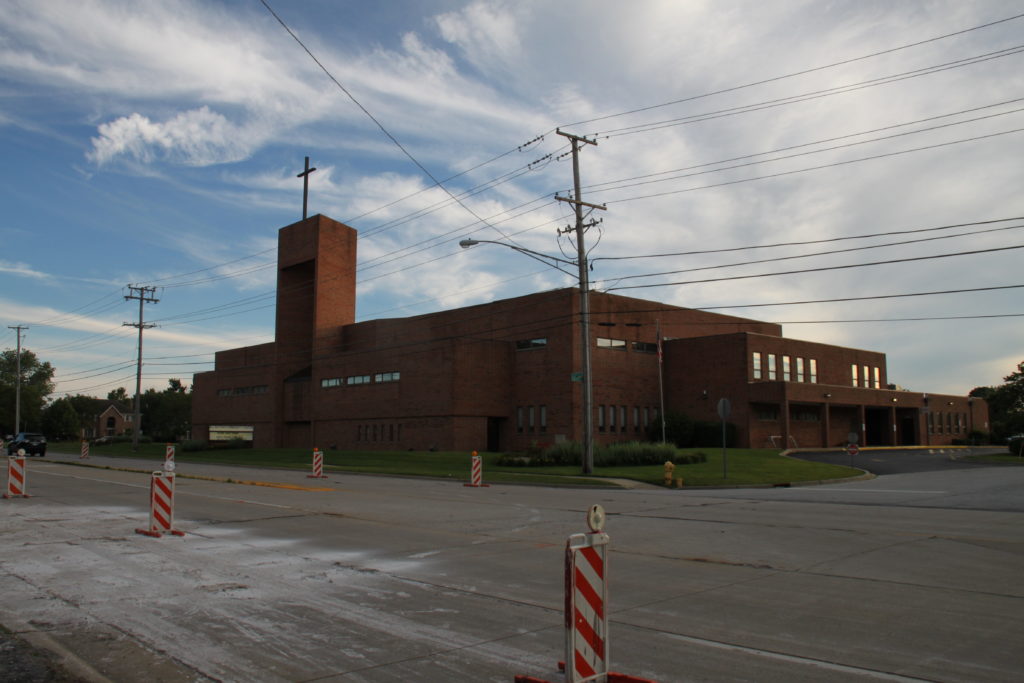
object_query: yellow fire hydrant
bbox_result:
[663,460,675,487]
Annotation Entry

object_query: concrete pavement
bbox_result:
[0,453,1021,681]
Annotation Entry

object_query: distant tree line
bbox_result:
[2,346,191,442]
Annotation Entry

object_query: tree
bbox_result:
[974,362,1024,441]
[42,397,82,440]
[108,387,129,403]
[140,379,192,442]
[0,348,56,435]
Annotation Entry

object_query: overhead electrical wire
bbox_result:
[562,11,1024,128]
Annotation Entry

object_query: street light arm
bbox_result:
[459,238,578,278]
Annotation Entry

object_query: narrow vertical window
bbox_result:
[539,405,547,433]
[851,364,859,387]
[873,367,881,389]
[608,405,616,431]
[796,357,805,383]
[782,356,791,382]
[863,365,870,389]
[517,407,524,433]
[528,405,535,432]
[752,352,762,380]
[619,406,627,433]
[809,358,818,383]
[598,405,605,432]
[633,406,640,432]
[768,354,777,380]
[643,407,650,428]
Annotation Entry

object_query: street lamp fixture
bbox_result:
[459,236,596,475]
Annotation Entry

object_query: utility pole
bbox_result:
[555,129,606,475]
[7,325,27,434]
[123,285,159,451]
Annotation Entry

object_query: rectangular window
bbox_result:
[752,352,762,380]
[809,359,818,383]
[767,354,777,380]
[321,378,342,388]
[598,405,606,432]
[633,406,640,432]
[517,407,524,433]
[347,374,371,385]
[873,367,881,389]
[528,405,535,432]
[515,338,547,350]
[374,371,400,383]
[754,404,779,421]
[863,366,870,388]
[217,388,232,397]
[643,407,650,428]
[796,357,805,383]
[539,405,547,433]
[927,411,934,434]
[596,337,627,350]
[851,364,859,387]
[782,356,791,382]
[632,341,658,353]
[619,406,627,433]
[608,404,616,431]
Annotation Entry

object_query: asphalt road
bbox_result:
[0,452,1022,682]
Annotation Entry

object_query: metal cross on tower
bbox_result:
[296,156,317,220]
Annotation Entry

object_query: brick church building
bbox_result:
[191,215,988,451]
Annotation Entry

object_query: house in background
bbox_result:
[191,214,988,451]
[81,400,132,439]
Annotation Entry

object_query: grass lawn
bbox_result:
[51,442,861,488]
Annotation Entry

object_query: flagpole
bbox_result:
[657,319,666,444]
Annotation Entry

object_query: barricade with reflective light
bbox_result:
[464,450,489,487]
[513,505,656,683]
[80,440,90,460]
[307,447,328,479]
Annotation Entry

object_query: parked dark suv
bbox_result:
[6,432,47,456]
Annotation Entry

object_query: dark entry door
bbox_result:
[487,417,504,452]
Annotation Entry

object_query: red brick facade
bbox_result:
[191,215,988,451]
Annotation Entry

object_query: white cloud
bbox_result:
[87,107,254,166]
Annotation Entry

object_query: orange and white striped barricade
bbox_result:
[164,443,176,472]
[307,447,328,479]
[4,455,30,499]
[80,440,90,460]
[463,450,489,487]
[514,505,656,683]
[135,471,185,537]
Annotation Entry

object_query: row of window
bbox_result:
[516,405,548,433]
[356,423,402,441]
[217,385,269,397]
[752,353,818,383]
[598,405,660,433]
[321,371,400,389]
[928,411,966,434]
[851,364,882,389]
[516,337,658,354]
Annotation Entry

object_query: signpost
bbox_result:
[717,398,731,479]
[847,432,859,467]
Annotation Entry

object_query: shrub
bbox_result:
[495,441,707,467]
[180,439,208,452]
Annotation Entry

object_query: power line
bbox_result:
[259,0,521,246]
[599,223,1024,285]
[561,12,1024,128]
[607,244,1024,292]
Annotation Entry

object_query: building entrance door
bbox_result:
[487,417,505,452]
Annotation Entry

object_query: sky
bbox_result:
[1,0,1022,402]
